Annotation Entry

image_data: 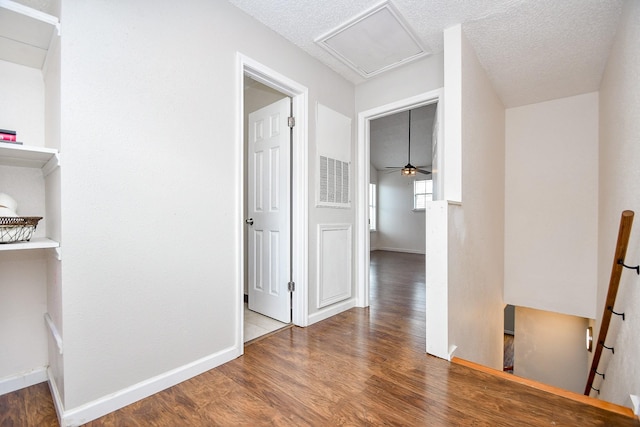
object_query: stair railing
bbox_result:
[584,210,636,396]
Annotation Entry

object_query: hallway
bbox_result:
[1,251,637,425]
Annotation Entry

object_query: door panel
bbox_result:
[247,98,291,323]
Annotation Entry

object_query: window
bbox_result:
[369,183,377,231]
[414,180,433,210]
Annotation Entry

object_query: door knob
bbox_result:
[245,218,254,225]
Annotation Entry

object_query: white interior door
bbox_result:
[247,97,291,323]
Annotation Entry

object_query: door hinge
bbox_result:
[288,281,295,292]
[288,116,295,128]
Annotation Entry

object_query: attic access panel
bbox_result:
[315,1,428,79]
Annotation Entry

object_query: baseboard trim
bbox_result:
[451,357,636,419]
[0,366,48,396]
[374,247,425,255]
[55,345,241,427]
[47,367,65,427]
[308,298,356,326]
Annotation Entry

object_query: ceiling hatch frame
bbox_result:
[315,0,429,79]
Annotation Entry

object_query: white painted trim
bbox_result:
[47,368,64,426]
[316,223,352,308]
[0,0,59,26]
[44,313,63,355]
[55,346,240,427]
[425,200,451,359]
[237,54,309,334]
[630,394,639,417]
[374,247,425,255]
[356,89,443,310]
[0,366,48,396]
[42,153,59,177]
[308,298,357,326]
[447,345,458,361]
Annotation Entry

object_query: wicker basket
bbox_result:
[0,216,42,243]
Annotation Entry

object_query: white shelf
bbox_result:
[0,141,58,170]
[0,237,59,251]
[0,0,60,69]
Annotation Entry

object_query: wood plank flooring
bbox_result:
[2,250,638,426]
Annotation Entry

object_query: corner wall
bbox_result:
[596,0,640,407]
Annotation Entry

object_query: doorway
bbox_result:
[238,54,309,349]
[243,80,291,340]
[356,89,443,348]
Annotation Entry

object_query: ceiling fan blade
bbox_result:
[417,169,432,175]
[385,166,402,169]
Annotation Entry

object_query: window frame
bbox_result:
[413,179,433,211]
[369,183,377,231]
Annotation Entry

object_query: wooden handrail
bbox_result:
[584,210,635,396]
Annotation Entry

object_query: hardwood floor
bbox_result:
[2,250,638,426]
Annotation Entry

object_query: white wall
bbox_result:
[504,92,599,319]
[444,25,505,369]
[596,0,640,407]
[376,172,425,253]
[355,54,444,113]
[56,0,354,416]
[514,307,589,394]
[0,60,45,145]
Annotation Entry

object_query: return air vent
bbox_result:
[315,1,428,78]
[319,155,350,207]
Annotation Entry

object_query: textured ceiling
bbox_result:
[228,0,624,107]
[11,0,624,107]
[370,104,435,172]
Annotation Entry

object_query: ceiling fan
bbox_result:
[385,109,431,176]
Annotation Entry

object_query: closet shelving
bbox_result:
[0,0,60,69]
[0,142,60,252]
[0,1,60,253]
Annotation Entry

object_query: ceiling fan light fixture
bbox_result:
[401,163,416,176]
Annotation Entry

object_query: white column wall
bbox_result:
[444,25,505,369]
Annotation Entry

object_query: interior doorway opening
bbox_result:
[357,90,443,306]
[238,54,309,351]
[356,89,443,352]
[243,77,291,342]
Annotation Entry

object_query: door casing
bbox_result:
[237,54,309,351]
[355,89,444,310]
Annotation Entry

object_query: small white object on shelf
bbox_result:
[0,192,18,211]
